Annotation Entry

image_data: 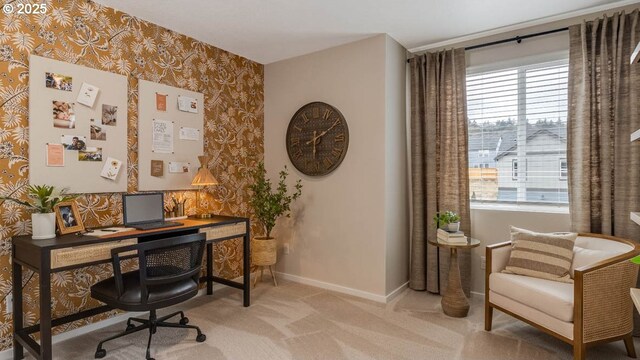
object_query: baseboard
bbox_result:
[385,281,409,302]
[0,277,244,360]
[276,272,408,304]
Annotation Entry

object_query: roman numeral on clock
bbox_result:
[301,113,310,123]
[293,149,303,159]
[335,133,345,142]
[331,147,342,158]
[323,109,333,121]
[290,138,300,147]
[323,157,334,168]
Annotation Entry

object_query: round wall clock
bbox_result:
[286,102,349,176]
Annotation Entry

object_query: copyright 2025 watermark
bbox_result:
[3,2,48,14]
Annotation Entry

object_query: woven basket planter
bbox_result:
[252,237,277,266]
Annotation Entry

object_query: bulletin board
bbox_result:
[137,80,204,191]
[28,55,128,193]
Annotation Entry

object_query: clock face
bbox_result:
[286,102,349,176]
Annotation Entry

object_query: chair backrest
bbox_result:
[140,233,206,286]
[110,233,206,303]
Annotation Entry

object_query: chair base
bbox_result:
[95,309,206,360]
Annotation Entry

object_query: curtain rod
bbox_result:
[406,27,569,63]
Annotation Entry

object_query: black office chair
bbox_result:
[91,233,207,360]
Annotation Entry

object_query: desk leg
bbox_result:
[12,259,23,360]
[206,243,213,295]
[243,225,251,307]
[39,265,52,360]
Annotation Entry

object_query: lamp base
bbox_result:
[197,213,212,219]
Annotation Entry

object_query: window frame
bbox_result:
[466,58,569,208]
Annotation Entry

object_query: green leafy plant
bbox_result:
[248,162,302,238]
[631,256,640,265]
[433,211,461,228]
[0,184,75,213]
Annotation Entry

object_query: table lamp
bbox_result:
[191,155,218,218]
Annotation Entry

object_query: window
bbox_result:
[559,158,567,180]
[467,59,568,205]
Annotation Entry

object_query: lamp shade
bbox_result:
[191,156,218,186]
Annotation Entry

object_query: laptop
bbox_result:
[123,193,183,230]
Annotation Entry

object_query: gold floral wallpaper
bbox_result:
[0,0,263,350]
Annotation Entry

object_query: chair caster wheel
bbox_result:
[95,349,106,358]
[126,323,135,331]
[180,317,189,325]
[196,333,206,342]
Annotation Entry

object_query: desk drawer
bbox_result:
[51,239,138,269]
[200,222,246,240]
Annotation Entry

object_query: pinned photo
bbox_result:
[45,72,72,91]
[61,135,87,150]
[102,104,117,126]
[53,101,76,129]
[78,147,103,161]
[90,121,106,141]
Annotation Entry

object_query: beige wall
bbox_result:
[264,34,408,298]
[384,36,410,294]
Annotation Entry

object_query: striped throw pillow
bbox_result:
[502,226,577,283]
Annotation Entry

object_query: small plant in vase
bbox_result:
[248,162,302,287]
[433,211,461,233]
[0,185,75,239]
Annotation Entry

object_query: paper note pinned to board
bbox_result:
[46,143,64,167]
[179,127,199,141]
[100,157,122,181]
[152,119,173,153]
[151,160,164,177]
[177,95,198,113]
[169,162,190,173]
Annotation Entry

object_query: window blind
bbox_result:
[467,59,568,205]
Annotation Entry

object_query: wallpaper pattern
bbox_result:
[0,0,264,349]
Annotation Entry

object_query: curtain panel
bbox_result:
[568,10,640,241]
[409,48,471,295]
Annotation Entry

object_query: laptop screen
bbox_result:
[123,193,164,225]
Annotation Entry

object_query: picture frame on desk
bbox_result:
[54,201,85,235]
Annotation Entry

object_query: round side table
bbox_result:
[428,237,480,318]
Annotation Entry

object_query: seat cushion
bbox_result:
[503,226,577,283]
[91,271,198,310]
[490,272,574,322]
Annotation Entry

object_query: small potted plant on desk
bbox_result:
[0,185,75,239]
[434,211,461,232]
[248,162,302,287]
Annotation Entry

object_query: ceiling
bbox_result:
[94,0,635,64]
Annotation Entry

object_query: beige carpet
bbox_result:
[39,279,637,359]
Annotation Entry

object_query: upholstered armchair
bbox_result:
[485,233,639,360]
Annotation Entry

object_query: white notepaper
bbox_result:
[76,82,99,107]
[169,161,191,173]
[152,119,174,153]
[177,95,198,113]
[179,127,199,141]
[100,157,122,180]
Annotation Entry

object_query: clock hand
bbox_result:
[305,121,340,145]
[312,130,317,159]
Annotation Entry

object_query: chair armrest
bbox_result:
[574,249,640,343]
[487,241,512,274]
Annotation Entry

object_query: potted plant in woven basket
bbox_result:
[248,162,302,287]
[0,185,75,239]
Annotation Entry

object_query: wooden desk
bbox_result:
[11,215,250,360]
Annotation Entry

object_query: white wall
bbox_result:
[265,34,408,298]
